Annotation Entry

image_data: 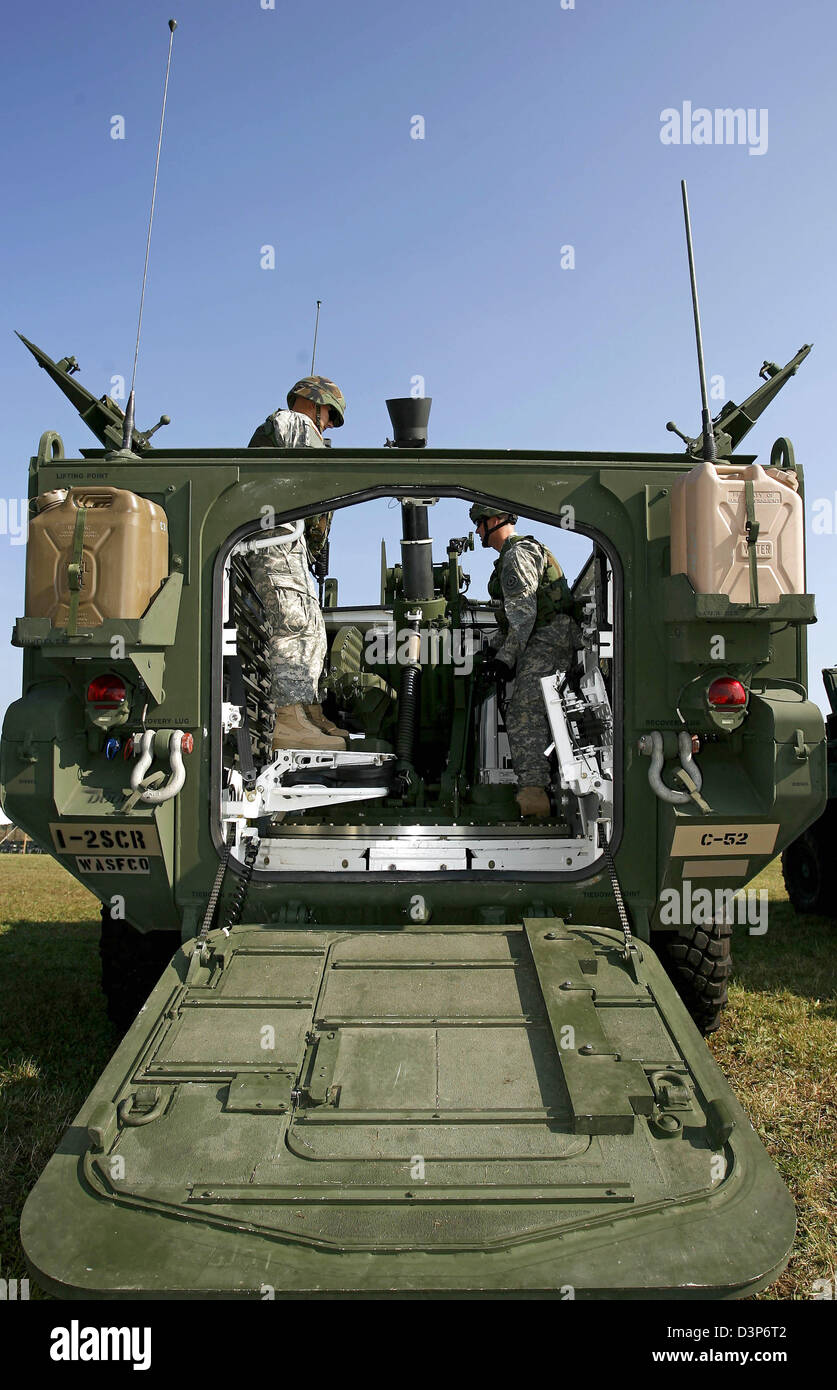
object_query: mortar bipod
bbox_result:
[130,729,190,804]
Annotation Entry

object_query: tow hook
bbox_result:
[127,728,192,806]
[117,1086,166,1127]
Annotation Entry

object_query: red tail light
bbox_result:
[707,676,747,708]
[86,674,128,709]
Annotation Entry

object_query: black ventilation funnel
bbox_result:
[386,397,432,448]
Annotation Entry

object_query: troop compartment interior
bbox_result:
[213,488,620,883]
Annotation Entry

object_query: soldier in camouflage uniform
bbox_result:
[247,377,348,751]
[469,503,582,818]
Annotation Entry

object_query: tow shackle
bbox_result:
[130,729,192,804]
[638,730,704,805]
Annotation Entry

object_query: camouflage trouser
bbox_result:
[250,582,326,707]
[505,615,581,787]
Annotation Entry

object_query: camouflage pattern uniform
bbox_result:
[248,408,326,451]
[304,511,331,558]
[246,409,330,708]
[248,409,334,563]
[248,526,326,707]
[488,536,582,788]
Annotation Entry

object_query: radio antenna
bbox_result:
[310,300,322,375]
[679,179,716,462]
[122,19,178,451]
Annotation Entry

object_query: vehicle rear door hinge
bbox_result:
[293,1030,341,1109]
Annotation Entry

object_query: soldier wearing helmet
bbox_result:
[469,502,582,819]
[247,376,349,752]
[249,375,346,449]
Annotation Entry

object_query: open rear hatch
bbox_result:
[22,922,794,1298]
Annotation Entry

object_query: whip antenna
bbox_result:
[122,19,178,450]
[679,178,716,462]
[310,299,322,375]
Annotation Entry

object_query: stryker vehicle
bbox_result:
[0,327,826,1299]
[782,665,837,915]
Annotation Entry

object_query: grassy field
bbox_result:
[706,857,836,1300]
[0,854,834,1300]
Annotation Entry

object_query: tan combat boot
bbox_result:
[303,703,350,738]
[516,786,551,818]
[272,705,347,752]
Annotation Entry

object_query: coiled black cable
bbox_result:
[395,664,421,764]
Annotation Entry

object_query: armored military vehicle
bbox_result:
[0,319,825,1297]
[782,666,837,915]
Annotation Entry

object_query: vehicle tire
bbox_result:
[781,806,837,917]
[99,907,182,1035]
[655,917,733,1036]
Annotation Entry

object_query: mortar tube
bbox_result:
[400,503,434,601]
[394,502,434,787]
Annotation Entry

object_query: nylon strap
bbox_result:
[744,479,760,608]
[66,502,87,636]
[674,767,713,814]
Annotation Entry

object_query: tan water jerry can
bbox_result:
[25,486,168,626]
[670,461,803,603]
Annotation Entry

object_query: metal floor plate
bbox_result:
[21,922,796,1297]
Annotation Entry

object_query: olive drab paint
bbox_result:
[781,663,837,916]
[1,336,826,1299]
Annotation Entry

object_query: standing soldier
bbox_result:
[248,376,349,750]
[469,504,582,818]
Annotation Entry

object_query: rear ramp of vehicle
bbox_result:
[22,921,794,1298]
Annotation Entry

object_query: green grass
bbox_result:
[707,857,836,1301]
[0,855,834,1300]
[0,858,111,1297]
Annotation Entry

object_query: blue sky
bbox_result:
[1,0,835,722]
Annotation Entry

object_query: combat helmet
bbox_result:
[468,502,518,525]
[287,375,346,427]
